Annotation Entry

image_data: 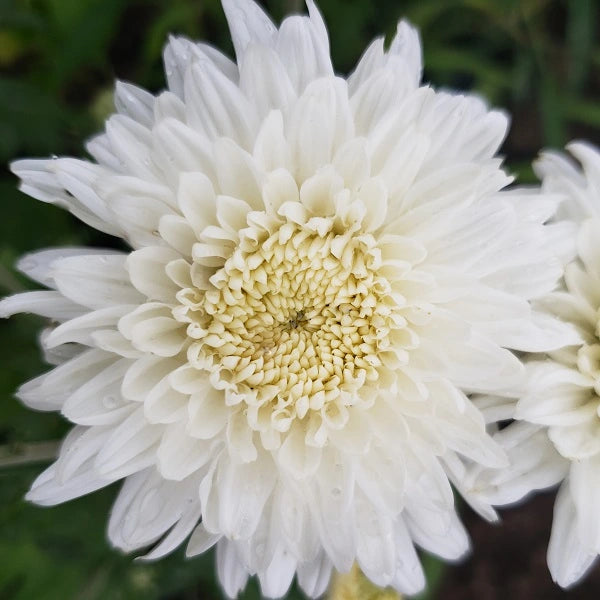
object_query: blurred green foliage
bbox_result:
[0,0,598,598]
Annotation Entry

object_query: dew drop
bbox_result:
[19,259,36,272]
[102,395,119,409]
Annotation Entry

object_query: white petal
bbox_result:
[239,44,296,118]
[258,545,296,598]
[570,456,600,551]
[332,137,371,191]
[16,247,120,288]
[152,118,217,187]
[226,409,257,463]
[92,329,142,358]
[221,0,277,60]
[276,14,333,93]
[114,81,155,128]
[40,328,83,365]
[214,138,264,210]
[163,35,238,98]
[355,497,396,586]
[26,461,116,506]
[122,354,181,401]
[297,551,332,598]
[216,539,250,599]
[348,19,421,95]
[54,425,113,482]
[186,523,221,557]
[95,407,162,478]
[184,61,258,149]
[157,422,213,480]
[568,141,600,199]
[153,90,186,122]
[44,305,134,348]
[390,518,426,595]
[388,20,423,87]
[278,423,322,478]
[158,215,197,257]
[217,455,277,540]
[187,388,229,439]
[109,469,199,552]
[62,358,134,426]
[578,218,600,278]
[52,254,143,309]
[467,422,568,506]
[99,175,177,247]
[119,303,187,357]
[359,177,388,232]
[177,171,219,235]
[0,291,84,321]
[144,373,188,424]
[10,158,121,235]
[288,78,353,182]
[253,111,292,173]
[17,349,115,411]
[548,481,598,587]
[86,133,124,172]
[407,505,470,562]
[127,246,182,303]
[141,501,202,560]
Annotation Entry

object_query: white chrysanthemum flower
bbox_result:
[0,0,577,597]
[465,142,600,588]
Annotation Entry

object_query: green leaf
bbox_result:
[566,0,597,94]
[564,97,600,129]
[45,0,128,87]
[0,78,66,161]
[538,74,566,147]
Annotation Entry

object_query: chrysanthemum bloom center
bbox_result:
[175,220,392,437]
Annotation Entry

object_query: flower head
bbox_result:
[0,0,575,597]
[465,142,600,588]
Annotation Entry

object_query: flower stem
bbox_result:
[0,441,59,468]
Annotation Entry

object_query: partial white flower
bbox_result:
[466,142,600,588]
[0,0,576,597]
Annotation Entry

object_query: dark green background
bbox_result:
[0,0,598,598]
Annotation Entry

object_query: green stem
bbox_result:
[0,263,24,294]
[0,441,60,468]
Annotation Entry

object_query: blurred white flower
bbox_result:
[0,0,576,597]
[466,142,600,588]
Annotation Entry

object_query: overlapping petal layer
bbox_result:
[466,142,600,588]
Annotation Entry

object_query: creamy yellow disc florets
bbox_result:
[174,218,396,435]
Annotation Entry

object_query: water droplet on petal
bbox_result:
[102,395,119,409]
[19,259,36,272]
